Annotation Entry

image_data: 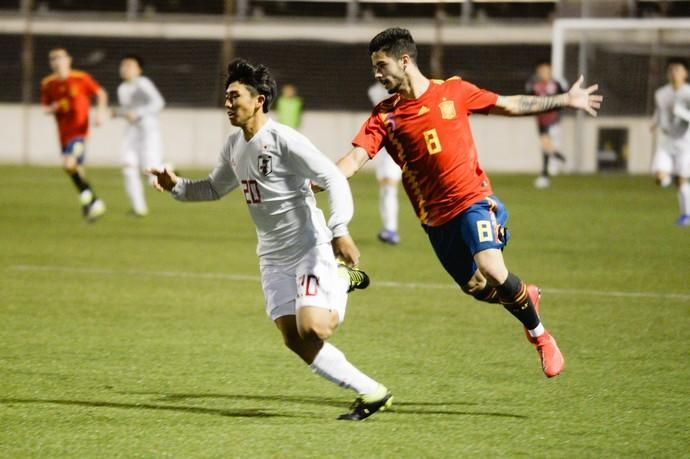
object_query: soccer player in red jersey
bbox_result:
[337,28,603,378]
[526,61,568,188]
[41,47,108,221]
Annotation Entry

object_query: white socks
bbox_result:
[678,182,690,216]
[309,343,380,395]
[379,183,399,231]
[528,323,545,338]
[123,167,148,214]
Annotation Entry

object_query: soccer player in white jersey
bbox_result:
[368,82,403,244]
[652,58,690,226]
[114,54,165,217]
[149,59,392,420]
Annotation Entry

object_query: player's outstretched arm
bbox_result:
[312,147,369,193]
[492,75,603,117]
[147,167,178,192]
[337,147,370,179]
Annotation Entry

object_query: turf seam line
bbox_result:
[9,264,690,301]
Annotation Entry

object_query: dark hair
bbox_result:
[369,27,418,63]
[666,58,688,70]
[122,54,144,70]
[535,60,551,68]
[225,58,278,113]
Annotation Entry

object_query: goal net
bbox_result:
[551,18,690,172]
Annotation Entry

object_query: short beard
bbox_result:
[387,81,402,94]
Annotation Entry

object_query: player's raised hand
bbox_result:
[568,75,603,117]
[147,167,178,192]
[332,234,360,267]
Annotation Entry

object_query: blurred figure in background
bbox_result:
[275,83,303,130]
[41,47,108,222]
[368,82,403,245]
[525,61,567,189]
[651,58,690,226]
[113,54,165,217]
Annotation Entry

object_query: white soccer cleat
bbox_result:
[534,176,550,189]
[86,199,106,222]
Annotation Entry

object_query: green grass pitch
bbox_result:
[1,165,689,457]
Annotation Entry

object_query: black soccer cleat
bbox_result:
[338,264,370,293]
[337,390,393,421]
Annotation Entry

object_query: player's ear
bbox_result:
[400,54,411,70]
[256,93,266,111]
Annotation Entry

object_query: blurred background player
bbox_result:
[368,82,403,245]
[41,47,107,221]
[149,59,392,421]
[274,83,303,130]
[525,61,567,189]
[651,58,690,226]
[113,54,165,217]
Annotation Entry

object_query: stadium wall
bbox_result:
[0,104,653,174]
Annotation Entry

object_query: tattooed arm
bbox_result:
[490,75,603,117]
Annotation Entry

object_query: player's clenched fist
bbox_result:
[147,167,178,192]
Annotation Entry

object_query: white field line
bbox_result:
[9,264,690,301]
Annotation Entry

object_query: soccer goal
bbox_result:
[550,18,690,173]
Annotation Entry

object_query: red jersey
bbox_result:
[353,77,498,227]
[40,70,101,147]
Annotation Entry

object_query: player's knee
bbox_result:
[301,323,334,341]
[62,159,78,174]
[297,318,334,342]
[477,265,508,287]
[459,268,491,297]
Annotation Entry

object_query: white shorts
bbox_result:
[373,148,402,181]
[652,139,690,178]
[121,124,163,172]
[260,243,348,322]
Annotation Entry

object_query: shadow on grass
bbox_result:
[120,391,527,419]
[0,398,290,418]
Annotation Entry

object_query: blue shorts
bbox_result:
[62,138,86,165]
[424,195,510,287]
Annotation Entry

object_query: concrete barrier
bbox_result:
[0,103,653,174]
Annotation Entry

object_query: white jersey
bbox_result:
[654,83,690,142]
[172,118,353,264]
[116,75,165,129]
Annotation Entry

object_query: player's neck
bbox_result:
[56,69,71,80]
[399,70,429,100]
[241,112,268,141]
[671,80,685,90]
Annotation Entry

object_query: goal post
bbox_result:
[552,18,690,84]
[550,18,690,173]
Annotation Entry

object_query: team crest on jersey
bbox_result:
[258,154,272,176]
[439,99,456,120]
